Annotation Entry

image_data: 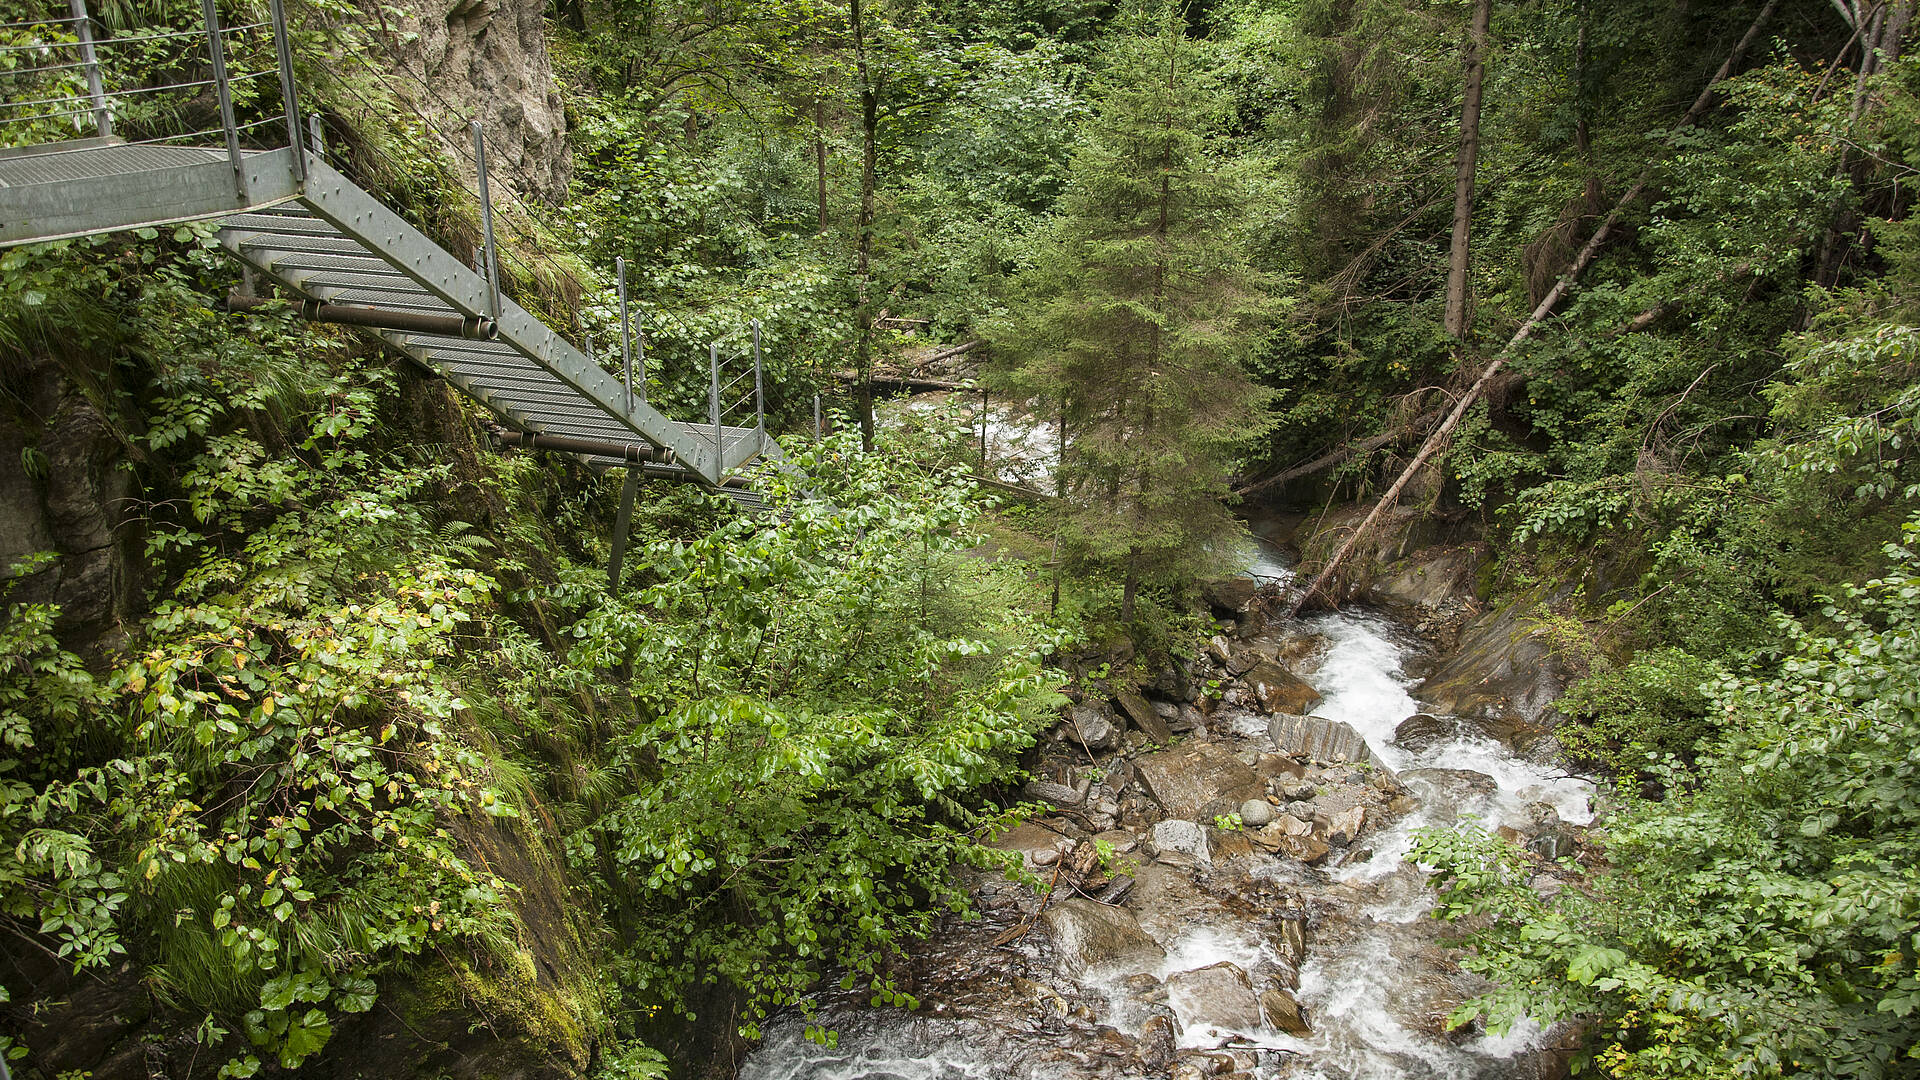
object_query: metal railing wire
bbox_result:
[0,0,767,470]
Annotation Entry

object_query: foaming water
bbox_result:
[1302,612,1422,759]
[739,525,1590,1079]
[739,1020,1034,1080]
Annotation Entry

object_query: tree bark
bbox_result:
[1285,0,1782,619]
[851,0,878,451]
[815,98,829,235]
[1444,0,1491,339]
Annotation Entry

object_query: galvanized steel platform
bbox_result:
[0,138,776,492]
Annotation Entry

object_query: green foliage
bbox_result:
[554,436,1066,1032]
[1415,519,1920,1078]
[991,6,1276,622]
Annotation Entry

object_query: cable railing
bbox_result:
[0,0,304,201]
[0,0,770,476]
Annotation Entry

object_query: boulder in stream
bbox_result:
[1134,744,1263,819]
[1268,713,1379,766]
[1165,962,1264,1037]
[1260,988,1311,1035]
[1202,577,1260,615]
[1040,898,1167,978]
[1244,660,1323,715]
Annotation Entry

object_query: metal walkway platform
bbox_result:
[0,137,774,491]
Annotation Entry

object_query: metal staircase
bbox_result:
[0,0,779,506]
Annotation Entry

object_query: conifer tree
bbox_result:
[995,7,1274,622]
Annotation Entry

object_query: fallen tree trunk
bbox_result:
[925,339,982,364]
[1234,428,1406,497]
[1284,0,1782,619]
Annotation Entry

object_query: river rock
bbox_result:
[1022,778,1087,808]
[1165,962,1264,1036]
[1324,804,1366,846]
[1529,826,1577,861]
[1203,577,1260,615]
[989,823,1065,869]
[1400,768,1499,811]
[1368,545,1481,612]
[1209,829,1254,861]
[1040,898,1168,977]
[1068,703,1124,752]
[1392,713,1456,751]
[1268,713,1378,765]
[1137,1014,1178,1071]
[1418,592,1567,727]
[1238,799,1275,827]
[1253,818,1330,863]
[1116,689,1174,745]
[1261,988,1311,1035]
[1244,660,1323,714]
[1277,918,1306,968]
[1152,819,1211,865]
[1134,744,1263,819]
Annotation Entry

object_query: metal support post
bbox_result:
[979,386,988,471]
[709,342,723,460]
[307,112,324,156]
[471,121,501,320]
[814,393,822,442]
[751,318,765,436]
[69,0,109,138]
[636,325,646,405]
[268,0,303,180]
[617,256,632,413]
[202,0,247,201]
[607,470,638,590]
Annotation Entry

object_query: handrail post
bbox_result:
[813,393,822,442]
[636,324,646,405]
[471,121,501,320]
[709,342,723,469]
[268,0,303,181]
[617,256,632,413]
[307,112,324,156]
[69,0,109,138]
[201,0,246,201]
[751,318,764,443]
[979,385,988,471]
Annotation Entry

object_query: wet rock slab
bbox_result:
[1134,743,1263,819]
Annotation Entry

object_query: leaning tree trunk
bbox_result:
[1444,0,1492,339]
[1285,0,1783,619]
[851,0,879,451]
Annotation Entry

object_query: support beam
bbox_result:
[607,470,638,590]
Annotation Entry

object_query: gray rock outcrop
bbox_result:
[1041,899,1168,977]
[1165,962,1264,1036]
[1134,744,1263,819]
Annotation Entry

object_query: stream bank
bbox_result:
[737,521,1596,1080]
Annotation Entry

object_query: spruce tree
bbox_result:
[994,8,1274,622]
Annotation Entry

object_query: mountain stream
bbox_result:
[738,527,1593,1080]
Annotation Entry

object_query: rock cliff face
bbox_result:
[0,354,141,655]
[369,0,572,203]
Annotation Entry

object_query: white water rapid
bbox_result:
[739,528,1592,1080]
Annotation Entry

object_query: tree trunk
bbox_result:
[1285,0,1783,619]
[1444,0,1491,339]
[851,0,878,451]
[814,98,829,235]
[1121,547,1140,623]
